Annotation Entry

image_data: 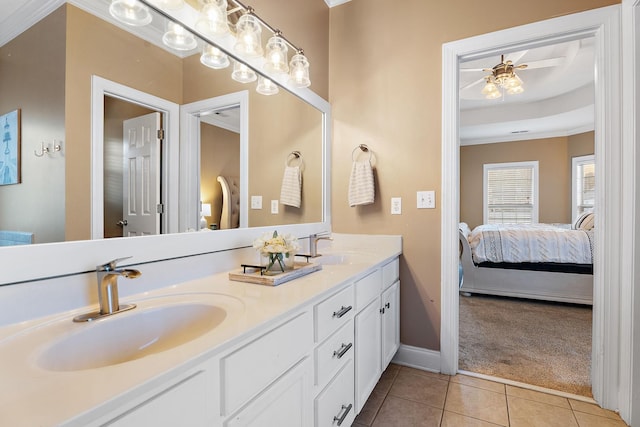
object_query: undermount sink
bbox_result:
[36,294,242,372]
[314,252,367,265]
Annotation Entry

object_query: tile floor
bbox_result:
[353,364,628,427]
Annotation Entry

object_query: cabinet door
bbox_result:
[381,281,400,369]
[354,296,382,413]
[224,357,313,427]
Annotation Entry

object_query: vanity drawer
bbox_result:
[315,321,354,391]
[220,310,313,415]
[354,270,382,311]
[382,258,400,289]
[314,286,354,343]
[315,359,355,427]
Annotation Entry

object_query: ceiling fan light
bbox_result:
[109,0,152,26]
[503,74,522,89]
[481,79,499,95]
[162,21,198,51]
[485,90,502,100]
[508,85,524,95]
[256,76,279,95]
[200,44,230,69]
[231,61,257,83]
[195,1,230,37]
[234,14,264,58]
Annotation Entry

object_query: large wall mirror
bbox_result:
[0,0,330,285]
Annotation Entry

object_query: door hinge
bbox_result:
[156,203,164,214]
[157,129,165,140]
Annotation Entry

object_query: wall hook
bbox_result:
[34,140,62,157]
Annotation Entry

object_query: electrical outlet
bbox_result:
[391,197,402,215]
[417,190,436,209]
[251,195,262,209]
[271,200,279,214]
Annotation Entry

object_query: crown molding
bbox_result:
[0,0,66,47]
[323,0,352,8]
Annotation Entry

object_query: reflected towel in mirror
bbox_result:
[280,166,302,208]
[348,160,375,206]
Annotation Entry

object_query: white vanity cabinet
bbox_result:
[354,258,400,413]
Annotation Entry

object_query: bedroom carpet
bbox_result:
[458,293,592,397]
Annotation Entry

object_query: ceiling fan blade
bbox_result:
[519,57,565,70]
[460,77,485,90]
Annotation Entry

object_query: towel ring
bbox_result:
[352,144,372,162]
[286,151,304,168]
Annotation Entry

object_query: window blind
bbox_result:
[486,165,534,224]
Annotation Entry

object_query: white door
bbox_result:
[122,112,162,237]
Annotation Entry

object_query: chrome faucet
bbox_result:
[309,233,333,257]
[73,257,141,322]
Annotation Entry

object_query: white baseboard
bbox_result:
[391,344,441,373]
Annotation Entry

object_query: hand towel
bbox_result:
[280,165,302,208]
[348,160,375,206]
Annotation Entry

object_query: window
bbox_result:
[572,155,595,221]
[483,161,539,224]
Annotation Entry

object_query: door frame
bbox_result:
[440,5,624,412]
[91,76,180,239]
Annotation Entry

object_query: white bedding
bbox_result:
[468,223,594,265]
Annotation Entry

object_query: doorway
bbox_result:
[440,5,622,411]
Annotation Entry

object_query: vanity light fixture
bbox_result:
[234,12,264,58]
[201,44,230,69]
[231,61,257,83]
[109,0,152,26]
[195,0,230,37]
[256,76,279,95]
[146,0,184,10]
[264,33,289,75]
[289,51,311,88]
[162,21,198,51]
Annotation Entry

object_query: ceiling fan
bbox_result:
[460,53,565,97]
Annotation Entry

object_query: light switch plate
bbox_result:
[391,197,402,215]
[417,191,436,209]
[271,200,279,214]
[251,195,262,209]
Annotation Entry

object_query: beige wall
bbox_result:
[329,0,617,350]
[200,123,240,228]
[0,7,66,244]
[460,137,572,229]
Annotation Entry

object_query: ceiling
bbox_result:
[459,38,595,145]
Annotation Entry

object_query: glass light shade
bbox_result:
[234,15,263,58]
[503,74,522,89]
[256,76,279,95]
[200,44,230,69]
[231,62,257,83]
[162,21,198,51]
[264,36,289,74]
[289,53,311,88]
[508,85,524,95]
[109,0,152,26]
[481,79,499,95]
[195,1,229,37]
[146,0,184,10]
[485,90,502,100]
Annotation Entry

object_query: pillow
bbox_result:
[573,212,594,230]
[458,222,471,240]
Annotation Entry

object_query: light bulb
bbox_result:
[200,44,230,69]
[234,15,263,58]
[264,36,289,75]
[289,53,310,88]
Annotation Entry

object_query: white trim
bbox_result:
[441,5,622,413]
[91,76,180,239]
[0,0,65,47]
[392,344,441,373]
[180,92,250,232]
[620,1,639,424]
[461,123,595,146]
[323,0,352,8]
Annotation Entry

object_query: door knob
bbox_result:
[116,220,128,227]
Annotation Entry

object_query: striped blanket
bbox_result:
[468,223,594,265]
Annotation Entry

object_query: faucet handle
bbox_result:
[98,257,132,271]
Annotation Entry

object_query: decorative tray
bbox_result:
[228,262,322,286]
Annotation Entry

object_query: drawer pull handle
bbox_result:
[380,307,385,314]
[333,305,352,318]
[333,342,353,359]
[385,302,390,309]
[333,403,353,426]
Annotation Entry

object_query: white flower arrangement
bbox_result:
[253,230,300,272]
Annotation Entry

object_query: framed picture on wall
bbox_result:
[0,109,21,186]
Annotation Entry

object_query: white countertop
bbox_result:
[0,234,401,426]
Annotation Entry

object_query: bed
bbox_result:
[459,217,594,305]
